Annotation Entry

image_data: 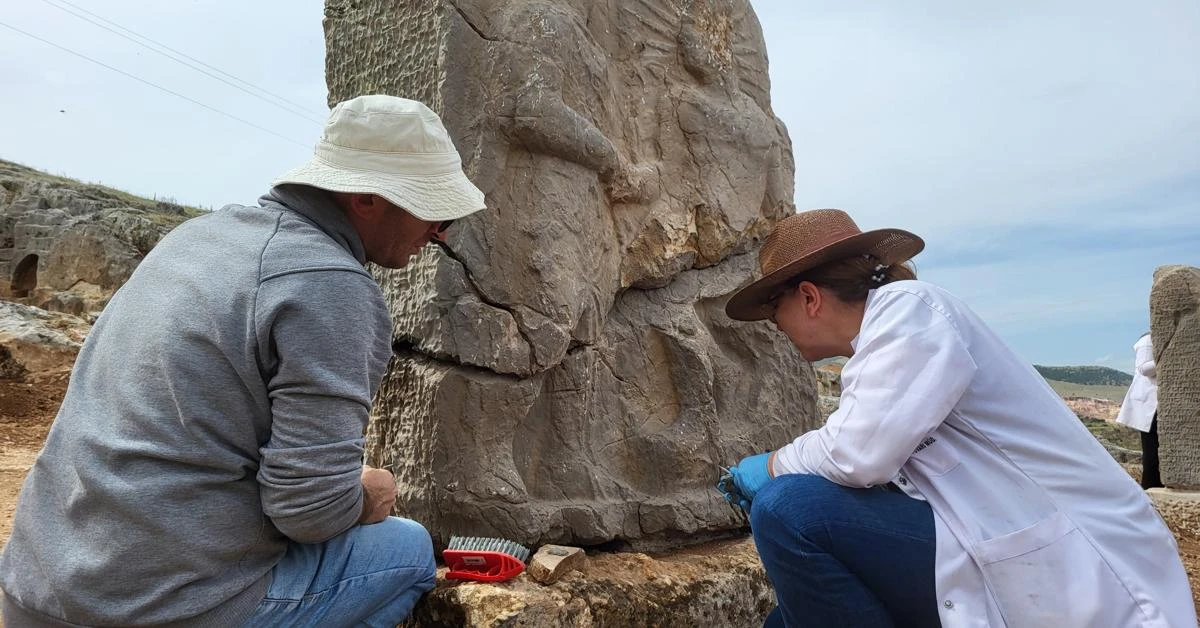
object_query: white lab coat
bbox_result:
[773,281,1195,628]
[1116,334,1158,432]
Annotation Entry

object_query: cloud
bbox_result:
[750,0,1200,368]
[753,0,1200,238]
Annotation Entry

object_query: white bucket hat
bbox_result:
[274,95,486,221]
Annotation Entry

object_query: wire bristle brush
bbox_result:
[443,536,531,582]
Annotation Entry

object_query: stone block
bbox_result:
[528,545,586,585]
[1148,488,1200,539]
[0,300,89,379]
[405,538,773,627]
[1150,265,1200,489]
[328,0,816,548]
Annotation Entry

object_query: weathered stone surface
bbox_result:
[814,365,842,416]
[327,0,813,547]
[404,537,774,627]
[0,160,196,310]
[0,345,24,380]
[0,300,90,381]
[528,544,586,584]
[814,366,842,398]
[373,257,815,548]
[1150,489,1200,539]
[1150,265,1200,489]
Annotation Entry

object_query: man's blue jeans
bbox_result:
[749,474,941,628]
[243,516,436,627]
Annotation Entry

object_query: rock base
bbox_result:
[0,300,89,381]
[1149,488,1200,538]
[404,537,774,627]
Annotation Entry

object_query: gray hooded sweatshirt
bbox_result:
[0,185,393,626]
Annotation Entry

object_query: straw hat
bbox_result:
[725,209,924,321]
[274,95,486,221]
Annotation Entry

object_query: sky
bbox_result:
[1,1,1197,373]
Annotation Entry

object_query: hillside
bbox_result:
[1034,365,1132,387]
[1,159,202,314]
[0,159,201,216]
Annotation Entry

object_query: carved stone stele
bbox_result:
[1150,265,1200,489]
[324,0,816,548]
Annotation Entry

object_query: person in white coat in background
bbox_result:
[1117,332,1162,489]
[719,209,1195,628]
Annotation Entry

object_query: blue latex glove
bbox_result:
[729,452,773,503]
[716,452,774,516]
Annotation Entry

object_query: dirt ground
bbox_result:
[0,376,64,542]
[0,377,1198,614]
[1171,522,1200,612]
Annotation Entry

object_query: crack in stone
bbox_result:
[448,1,497,42]
[397,240,540,372]
[391,341,527,384]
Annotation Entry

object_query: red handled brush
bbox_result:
[443,536,531,582]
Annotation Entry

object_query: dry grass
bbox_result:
[1045,379,1129,403]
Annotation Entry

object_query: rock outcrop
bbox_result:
[0,160,199,313]
[324,0,815,548]
[1151,265,1200,489]
[814,364,842,417]
[405,538,773,627]
[0,300,90,381]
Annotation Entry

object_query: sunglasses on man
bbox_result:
[437,220,454,233]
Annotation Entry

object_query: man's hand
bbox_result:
[358,466,398,525]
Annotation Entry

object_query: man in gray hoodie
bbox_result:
[0,95,486,627]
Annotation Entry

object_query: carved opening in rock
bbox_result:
[11,254,38,298]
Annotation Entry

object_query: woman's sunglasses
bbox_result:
[437,220,454,233]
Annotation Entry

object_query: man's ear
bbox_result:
[341,193,385,220]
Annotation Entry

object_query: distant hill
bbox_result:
[1034,365,1132,387]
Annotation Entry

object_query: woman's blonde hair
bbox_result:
[787,255,917,303]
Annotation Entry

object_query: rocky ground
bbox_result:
[1154,490,1200,611]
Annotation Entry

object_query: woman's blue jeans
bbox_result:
[750,474,941,628]
[242,516,437,627]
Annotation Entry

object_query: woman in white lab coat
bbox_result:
[722,209,1194,628]
[1116,333,1162,489]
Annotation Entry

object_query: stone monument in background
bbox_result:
[1150,265,1200,490]
[324,0,816,549]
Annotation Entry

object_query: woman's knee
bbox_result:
[750,473,845,532]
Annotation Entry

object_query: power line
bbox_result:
[36,0,326,125]
[0,19,311,150]
[40,0,326,122]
